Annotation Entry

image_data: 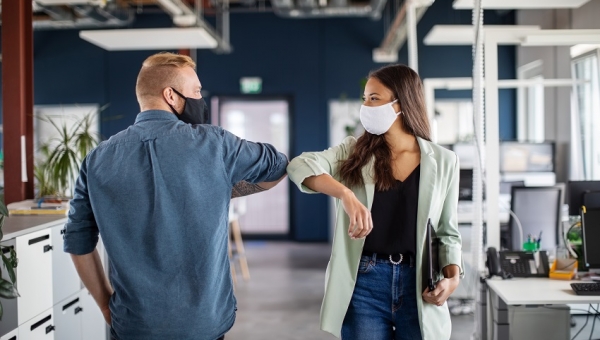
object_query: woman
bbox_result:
[287,64,463,340]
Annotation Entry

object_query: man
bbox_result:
[63,52,288,340]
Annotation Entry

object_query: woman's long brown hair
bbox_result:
[338,64,431,191]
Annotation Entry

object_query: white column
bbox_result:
[407,0,418,73]
[484,36,501,250]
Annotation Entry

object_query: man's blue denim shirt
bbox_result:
[64,110,288,340]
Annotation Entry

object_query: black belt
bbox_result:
[362,251,414,265]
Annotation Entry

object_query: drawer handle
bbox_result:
[63,298,80,311]
[45,325,55,334]
[75,307,83,314]
[43,245,53,253]
[28,235,50,245]
[30,315,51,331]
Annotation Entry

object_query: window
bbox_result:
[572,50,600,180]
[518,60,545,142]
[217,97,291,236]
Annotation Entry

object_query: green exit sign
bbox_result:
[240,77,262,94]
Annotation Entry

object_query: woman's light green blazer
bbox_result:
[286,136,463,339]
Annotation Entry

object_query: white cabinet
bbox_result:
[15,229,53,324]
[53,293,81,340]
[50,226,80,304]
[0,329,18,340]
[18,309,54,340]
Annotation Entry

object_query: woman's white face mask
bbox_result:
[359,99,401,135]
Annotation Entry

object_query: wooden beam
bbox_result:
[2,0,34,204]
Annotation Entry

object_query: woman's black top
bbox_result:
[363,164,420,256]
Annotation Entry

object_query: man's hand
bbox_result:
[71,250,113,326]
[100,305,111,325]
[340,190,373,239]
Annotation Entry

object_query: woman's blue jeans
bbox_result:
[341,254,423,340]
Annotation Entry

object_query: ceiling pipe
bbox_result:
[157,0,232,53]
[372,0,433,63]
[32,9,134,30]
[272,0,387,20]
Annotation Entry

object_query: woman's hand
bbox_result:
[340,190,373,239]
[422,277,459,306]
[422,265,461,306]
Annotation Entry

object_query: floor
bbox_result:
[226,242,475,340]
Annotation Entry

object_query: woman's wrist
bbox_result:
[338,187,354,201]
[442,264,460,281]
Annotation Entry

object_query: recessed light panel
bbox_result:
[79,28,218,51]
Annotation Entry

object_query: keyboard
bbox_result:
[571,282,600,296]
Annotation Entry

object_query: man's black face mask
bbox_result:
[168,88,209,125]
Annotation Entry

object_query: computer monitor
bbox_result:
[500,142,554,173]
[509,186,562,251]
[500,181,525,195]
[459,169,473,201]
[453,143,477,169]
[581,208,600,269]
[568,181,600,216]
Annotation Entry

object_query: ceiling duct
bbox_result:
[155,0,232,53]
[271,0,387,19]
[373,0,432,62]
[32,1,136,30]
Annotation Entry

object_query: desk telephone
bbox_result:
[486,247,549,278]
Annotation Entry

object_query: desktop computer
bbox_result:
[570,206,600,295]
[459,169,474,201]
[568,180,600,216]
[509,186,562,251]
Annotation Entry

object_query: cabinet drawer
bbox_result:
[0,329,18,340]
[0,240,19,338]
[53,293,82,340]
[16,229,54,324]
[51,226,80,303]
[18,310,54,340]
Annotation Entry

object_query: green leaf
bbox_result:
[0,300,3,320]
[0,202,8,217]
[1,252,16,284]
[0,278,19,299]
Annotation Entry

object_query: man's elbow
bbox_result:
[259,173,287,190]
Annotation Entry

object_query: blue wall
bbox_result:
[2,1,516,241]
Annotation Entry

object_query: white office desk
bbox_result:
[487,278,600,305]
[485,278,600,340]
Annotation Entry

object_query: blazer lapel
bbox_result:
[362,157,376,210]
[416,138,437,246]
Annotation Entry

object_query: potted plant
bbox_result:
[35,106,105,199]
[0,200,19,319]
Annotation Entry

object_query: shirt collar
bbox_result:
[135,110,179,124]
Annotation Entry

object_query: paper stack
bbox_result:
[7,199,69,216]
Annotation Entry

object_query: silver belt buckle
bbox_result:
[389,254,403,265]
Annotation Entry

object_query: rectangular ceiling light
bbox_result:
[453,0,590,9]
[423,25,540,45]
[79,28,218,51]
[522,30,600,46]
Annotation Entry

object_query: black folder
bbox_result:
[423,218,440,292]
